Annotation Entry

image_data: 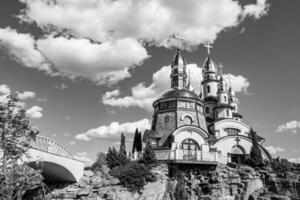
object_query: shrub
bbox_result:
[106,147,130,169]
[91,152,107,172]
[271,158,293,173]
[139,144,157,166]
[110,162,151,193]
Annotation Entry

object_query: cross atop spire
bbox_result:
[204,42,213,55]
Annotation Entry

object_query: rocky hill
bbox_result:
[44,163,300,200]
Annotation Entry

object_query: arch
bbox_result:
[231,145,245,155]
[172,126,209,139]
[27,161,77,183]
[180,138,200,150]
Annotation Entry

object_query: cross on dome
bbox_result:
[204,42,213,55]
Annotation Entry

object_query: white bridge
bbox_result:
[26,136,84,183]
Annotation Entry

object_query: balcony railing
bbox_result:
[154,149,220,164]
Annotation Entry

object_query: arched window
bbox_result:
[205,107,209,114]
[224,96,227,102]
[207,85,210,93]
[226,109,229,117]
[180,139,200,150]
[224,128,240,135]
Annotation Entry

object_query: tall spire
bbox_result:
[170,49,187,88]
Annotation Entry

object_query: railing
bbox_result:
[154,149,219,163]
[30,136,74,159]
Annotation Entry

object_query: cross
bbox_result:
[204,42,213,55]
[235,137,241,146]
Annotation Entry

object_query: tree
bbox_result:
[248,128,264,167]
[0,92,43,199]
[132,128,142,153]
[90,152,107,172]
[106,147,129,169]
[139,143,157,166]
[119,133,126,155]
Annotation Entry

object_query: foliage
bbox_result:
[119,133,126,155]
[90,152,107,172]
[106,147,129,169]
[0,92,43,200]
[246,128,264,168]
[110,162,152,193]
[174,174,187,200]
[132,128,142,153]
[271,157,293,173]
[139,144,157,166]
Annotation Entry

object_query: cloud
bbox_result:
[265,146,285,156]
[0,85,10,94]
[0,27,51,73]
[69,141,75,146]
[36,97,48,102]
[75,118,150,141]
[63,132,71,137]
[26,106,43,118]
[276,120,300,133]
[74,152,92,166]
[223,73,250,94]
[102,64,250,112]
[0,0,267,85]
[289,158,300,163]
[102,64,202,112]
[18,91,36,100]
[55,83,69,90]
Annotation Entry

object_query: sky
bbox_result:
[0,0,300,165]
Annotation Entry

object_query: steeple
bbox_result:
[170,49,187,88]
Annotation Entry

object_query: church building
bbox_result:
[143,45,272,165]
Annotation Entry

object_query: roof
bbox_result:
[203,56,217,73]
[158,88,201,100]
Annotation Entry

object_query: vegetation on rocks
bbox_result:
[138,143,157,166]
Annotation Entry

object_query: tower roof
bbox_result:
[203,55,217,73]
[172,49,186,67]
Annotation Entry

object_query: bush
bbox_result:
[110,162,151,193]
[106,147,130,169]
[139,144,157,166]
[91,152,107,172]
[271,158,293,173]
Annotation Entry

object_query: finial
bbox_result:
[218,62,223,75]
[204,42,213,55]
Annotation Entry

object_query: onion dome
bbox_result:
[218,76,228,92]
[170,49,187,88]
[158,88,201,100]
[203,56,217,73]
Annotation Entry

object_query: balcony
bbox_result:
[154,149,227,164]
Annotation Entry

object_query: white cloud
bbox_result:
[0,27,51,73]
[69,141,75,146]
[37,36,148,85]
[102,64,202,112]
[55,83,69,90]
[74,152,92,166]
[276,120,300,133]
[265,146,285,156]
[223,73,250,94]
[26,106,43,119]
[0,0,267,85]
[289,158,300,163]
[75,118,150,141]
[0,84,11,94]
[103,64,250,112]
[18,91,36,100]
[20,0,269,50]
[36,97,48,102]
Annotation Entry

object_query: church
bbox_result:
[143,45,272,165]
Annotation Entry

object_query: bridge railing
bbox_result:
[30,136,74,159]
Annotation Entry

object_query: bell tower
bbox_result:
[170,49,187,89]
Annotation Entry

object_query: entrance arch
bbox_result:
[230,145,246,164]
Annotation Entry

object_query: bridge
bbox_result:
[26,136,84,183]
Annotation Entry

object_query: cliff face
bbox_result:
[45,164,300,200]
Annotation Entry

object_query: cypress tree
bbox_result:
[119,133,126,155]
[137,131,142,152]
[249,128,264,167]
[132,128,139,153]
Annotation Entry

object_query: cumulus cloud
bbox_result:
[74,152,92,166]
[0,27,51,72]
[289,158,300,163]
[18,91,36,100]
[276,120,300,133]
[26,106,43,118]
[75,118,150,141]
[37,36,148,85]
[223,73,250,94]
[265,146,285,156]
[103,64,250,112]
[0,0,268,85]
[0,85,11,94]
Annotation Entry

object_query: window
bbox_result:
[226,109,229,117]
[168,101,176,109]
[224,96,227,102]
[224,128,240,135]
[233,106,237,111]
[205,107,209,114]
[180,139,200,150]
[160,102,168,110]
[207,85,210,93]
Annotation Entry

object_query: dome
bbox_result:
[158,88,201,100]
[203,56,216,73]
